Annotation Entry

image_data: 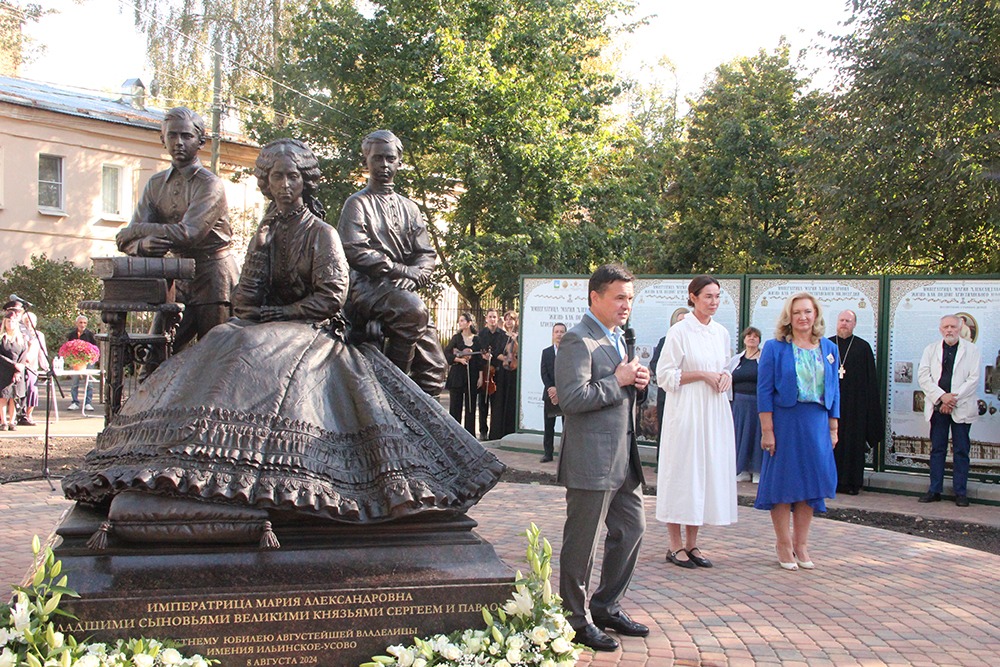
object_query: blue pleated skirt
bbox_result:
[754,401,837,512]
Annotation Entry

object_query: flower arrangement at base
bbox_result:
[1,536,217,667]
[362,523,584,667]
[57,340,100,370]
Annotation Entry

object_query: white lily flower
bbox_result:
[10,594,31,632]
[529,626,550,645]
[441,643,462,661]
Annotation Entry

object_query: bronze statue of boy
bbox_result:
[338,130,446,395]
[116,107,239,356]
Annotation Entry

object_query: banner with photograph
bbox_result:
[518,275,742,443]
[885,279,1000,478]
[747,277,882,351]
[519,277,593,434]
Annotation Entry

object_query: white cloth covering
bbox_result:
[655,313,738,526]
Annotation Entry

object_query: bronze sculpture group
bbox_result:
[63,112,503,541]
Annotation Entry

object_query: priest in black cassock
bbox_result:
[830,310,884,495]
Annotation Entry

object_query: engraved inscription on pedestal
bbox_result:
[60,585,510,665]
[53,508,514,667]
[59,586,508,665]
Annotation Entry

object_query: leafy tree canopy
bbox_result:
[572,61,683,275]
[131,0,306,113]
[802,0,1000,273]
[661,42,819,274]
[247,0,636,307]
[0,1,47,76]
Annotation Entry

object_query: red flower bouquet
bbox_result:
[59,339,100,370]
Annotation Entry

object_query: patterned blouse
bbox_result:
[793,344,825,404]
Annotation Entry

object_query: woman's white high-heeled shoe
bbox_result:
[776,546,798,571]
[795,555,815,569]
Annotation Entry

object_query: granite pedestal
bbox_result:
[53,504,514,667]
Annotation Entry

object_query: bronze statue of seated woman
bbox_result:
[63,139,504,548]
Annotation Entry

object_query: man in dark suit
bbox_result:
[555,264,650,652]
[540,322,567,462]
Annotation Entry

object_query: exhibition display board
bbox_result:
[883,278,1000,478]
[514,273,1000,484]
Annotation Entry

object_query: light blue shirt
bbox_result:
[585,311,625,360]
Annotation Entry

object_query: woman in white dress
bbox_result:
[656,275,738,568]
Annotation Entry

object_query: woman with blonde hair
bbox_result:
[756,292,840,570]
[0,310,27,430]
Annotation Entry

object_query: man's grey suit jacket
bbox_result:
[555,315,644,491]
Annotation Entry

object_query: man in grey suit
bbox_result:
[555,264,650,652]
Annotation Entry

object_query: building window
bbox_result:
[102,164,123,215]
[38,154,64,211]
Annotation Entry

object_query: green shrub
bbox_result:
[0,254,102,348]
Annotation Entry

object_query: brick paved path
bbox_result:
[2,480,998,666]
[471,485,999,667]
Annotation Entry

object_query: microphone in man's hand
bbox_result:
[624,327,636,362]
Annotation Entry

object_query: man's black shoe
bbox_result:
[573,624,619,651]
[955,495,970,507]
[540,455,553,462]
[918,491,941,503]
[592,610,649,637]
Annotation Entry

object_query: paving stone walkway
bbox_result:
[2,462,998,666]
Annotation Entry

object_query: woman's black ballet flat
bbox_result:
[667,550,696,569]
[685,548,713,568]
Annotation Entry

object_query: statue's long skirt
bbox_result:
[63,319,504,523]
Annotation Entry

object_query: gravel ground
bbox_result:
[3,437,997,556]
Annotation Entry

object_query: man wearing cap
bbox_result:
[3,298,26,335]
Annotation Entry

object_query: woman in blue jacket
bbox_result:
[756,292,839,571]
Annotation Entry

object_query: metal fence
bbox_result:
[432,285,512,344]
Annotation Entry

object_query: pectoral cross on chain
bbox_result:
[838,365,846,380]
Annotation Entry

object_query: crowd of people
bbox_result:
[537,267,987,652]
[0,298,56,429]
[444,307,521,442]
